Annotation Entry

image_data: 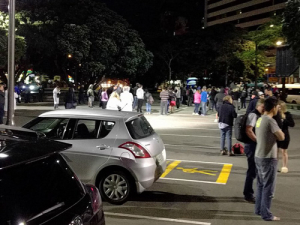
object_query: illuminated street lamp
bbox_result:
[270,24,274,28]
[68,54,72,58]
[276,40,283,46]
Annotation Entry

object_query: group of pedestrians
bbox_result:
[214,83,295,221]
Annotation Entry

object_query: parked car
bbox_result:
[0,126,105,225]
[23,109,167,204]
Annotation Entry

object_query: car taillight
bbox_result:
[86,184,102,214]
[119,142,151,158]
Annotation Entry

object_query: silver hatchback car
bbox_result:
[23,109,167,204]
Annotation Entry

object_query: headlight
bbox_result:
[29,85,34,90]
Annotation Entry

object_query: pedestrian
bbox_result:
[144,89,154,114]
[120,86,133,112]
[246,91,259,114]
[53,85,60,110]
[160,87,169,115]
[201,86,207,116]
[38,84,44,102]
[106,91,122,110]
[214,87,226,122]
[210,86,217,112]
[0,82,5,124]
[254,97,284,221]
[87,84,94,108]
[14,84,21,103]
[243,99,265,203]
[24,85,30,103]
[64,86,77,109]
[101,88,108,109]
[218,95,237,156]
[230,87,240,113]
[277,101,295,173]
[187,87,193,106]
[132,83,139,110]
[136,84,144,113]
[193,88,201,115]
[175,86,181,109]
[78,85,85,104]
[241,87,248,109]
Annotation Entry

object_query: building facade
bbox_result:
[205,0,286,29]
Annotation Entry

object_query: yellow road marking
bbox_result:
[176,167,218,176]
[216,164,232,184]
[161,160,181,178]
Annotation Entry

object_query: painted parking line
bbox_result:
[160,159,233,185]
[161,160,181,178]
[105,212,211,225]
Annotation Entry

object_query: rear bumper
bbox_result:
[90,210,105,225]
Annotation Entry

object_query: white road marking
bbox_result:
[164,144,219,149]
[105,212,211,225]
[160,134,220,138]
[160,177,225,185]
[167,159,233,165]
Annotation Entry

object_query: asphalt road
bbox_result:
[12,105,300,225]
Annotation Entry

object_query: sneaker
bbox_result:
[214,119,218,122]
[220,150,225,155]
[228,152,235,156]
[244,196,256,204]
[281,167,288,173]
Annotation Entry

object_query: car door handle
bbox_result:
[96,144,110,150]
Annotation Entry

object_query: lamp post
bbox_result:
[6,0,15,126]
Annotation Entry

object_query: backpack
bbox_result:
[232,143,244,155]
[234,113,251,143]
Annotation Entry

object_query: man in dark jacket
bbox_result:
[247,91,259,114]
[218,95,237,156]
[0,82,5,124]
[132,83,139,110]
[210,87,217,111]
[215,88,226,112]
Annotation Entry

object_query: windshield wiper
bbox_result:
[27,202,65,222]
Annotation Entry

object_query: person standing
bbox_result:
[277,101,295,173]
[120,86,133,112]
[193,88,201,115]
[187,87,193,107]
[87,84,94,108]
[0,83,5,124]
[201,86,207,116]
[101,88,108,109]
[64,86,77,109]
[210,86,217,112]
[218,95,237,156]
[175,86,181,109]
[254,97,284,221]
[132,83,139,110]
[241,87,248,109]
[136,84,144,113]
[243,99,265,203]
[247,91,259,114]
[144,89,154,114]
[106,92,122,110]
[53,85,60,110]
[230,87,240,113]
[78,85,85,104]
[160,87,169,115]
[214,87,226,122]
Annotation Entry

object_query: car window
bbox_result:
[27,118,70,139]
[99,121,115,138]
[0,154,85,224]
[126,116,154,139]
[73,120,99,139]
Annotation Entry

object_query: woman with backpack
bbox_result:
[278,101,295,173]
[144,89,154,114]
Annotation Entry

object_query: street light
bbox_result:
[270,24,274,28]
[68,54,72,58]
[276,40,283,46]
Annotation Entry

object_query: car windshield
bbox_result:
[126,116,154,139]
[0,154,85,224]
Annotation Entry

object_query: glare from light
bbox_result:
[0,153,8,158]
[276,41,283,46]
[68,54,72,58]
[265,68,269,71]
[56,160,60,163]
[18,222,25,225]
[29,85,34,90]
[22,85,25,88]
[270,24,274,28]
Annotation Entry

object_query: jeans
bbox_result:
[176,98,181,109]
[220,126,232,151]
[160,101,168,115]
[243,142,257,199]
[146,103,151,112]
[210,99,216,111]
[255,157,278,221]
[187,96,193,106]
[137,99,143,113]
[194,103,200,113]
[133,96,138,109]
[201,101,207,115]
[241,97,246,108]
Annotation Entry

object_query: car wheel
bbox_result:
[99,170,133,204]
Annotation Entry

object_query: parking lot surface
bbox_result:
[14,105,300,225]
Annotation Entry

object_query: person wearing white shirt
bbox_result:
[120,86,133,112]
[106,92,122,111]
[136,84,144,113]
[53,85,60,110]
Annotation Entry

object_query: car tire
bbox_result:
[99,170,133,205]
